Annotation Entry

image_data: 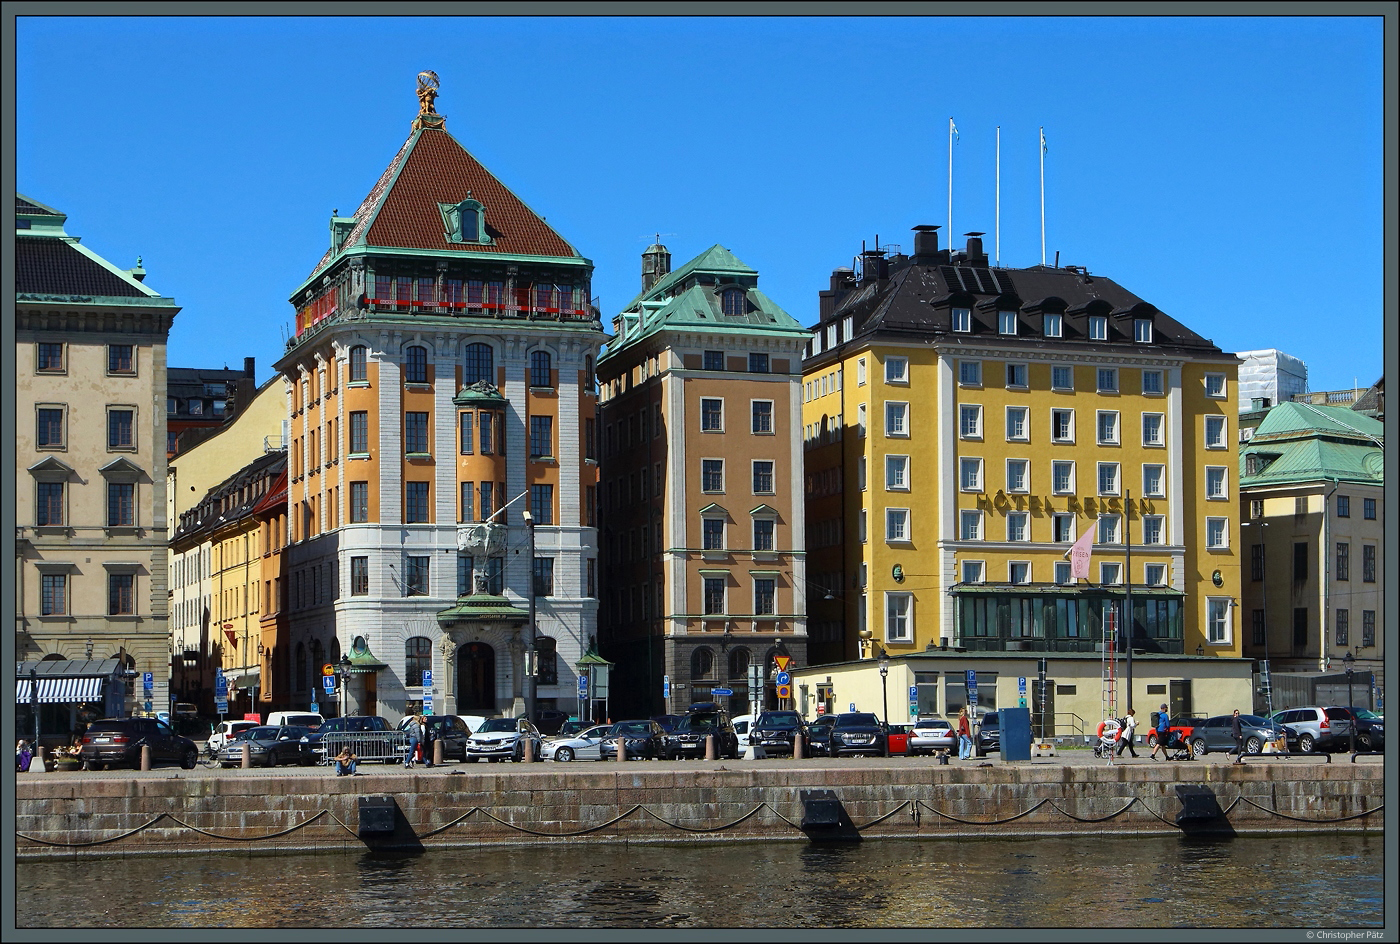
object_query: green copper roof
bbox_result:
[345,639,389,673]
[575,641,613,667]
[1240,402,1384,488]
[452,381,508,407]
[436,593,529,624]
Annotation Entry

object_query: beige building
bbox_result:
[16,194,178,726]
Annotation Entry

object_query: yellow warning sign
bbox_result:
[774,655,791,672]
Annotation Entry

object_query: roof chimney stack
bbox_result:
[912,225,940,263]
[964,232,987,266]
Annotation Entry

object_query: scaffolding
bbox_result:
[1101,609,1118,723]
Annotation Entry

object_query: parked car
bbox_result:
[466,717,543,762]
[663,703,739,760]
[531,708,570,736]
[395,715,472,762]
[206,719,258,754]
[731,714,754,756]
[556,719,594,738]
[541,724,613,762]
[975,711,1000,757]
[1267,706,1353,753]
[650,714,684,734]
[908,718,956,755]
[599,720,667,760]
[1146,715,1207,749]
[1337,708,1384,752]
[457,715,493,736]
[827,712,888,757]
[304,715,404,763]
[748,711,809,758]
[217,725,317,767]
[265,711,324,730]
[79,717,200,770]
[1188,714,1292,757]
[885,723,911,756]
[805,714,837,756]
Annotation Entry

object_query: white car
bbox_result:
[540,724,614,762]
[465,717,543,762]
[908,718,957,755]
[206,719,258,754]
[732,714,755,757]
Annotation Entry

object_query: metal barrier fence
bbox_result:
[316,732,409,765]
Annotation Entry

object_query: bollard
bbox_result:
[434,739,444,766]
[705,734,717,761]
[616,737,627,762]
[241,742,252,769]
[794,734,805,760]
[522,737,535,763]
[141,744,153,771]
[35,746,47,773]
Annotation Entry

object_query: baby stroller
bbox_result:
[1093,718,1122,758]
[1155,729,1194,761]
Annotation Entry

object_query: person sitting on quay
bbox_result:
[334,747,359,777]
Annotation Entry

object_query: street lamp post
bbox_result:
[878,654,889,726]
[1343,650,1356,759]
[523,510,537,725]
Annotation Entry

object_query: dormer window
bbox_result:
[1043,313,1062,338]
[440,197,493,246]
[1088,315,1108,340]
[1134,317,1153,343]
[952,308,972,333]
[998,311,1018,335]
[722,288,745,316]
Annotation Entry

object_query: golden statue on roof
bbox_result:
[413,71,445,130]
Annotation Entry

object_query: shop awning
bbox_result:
[16,675,105,704]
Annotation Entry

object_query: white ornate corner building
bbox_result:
[273,73,604,723]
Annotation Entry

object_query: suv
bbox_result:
[663,703,739,759]
[207,719,258,754]
[1337,707,1384,752]
[466,717,543,762]
[397,715,473,761]
[1268,706,1353,753]
[975,711,1000,757]
[80,717,200,770]
[748,710,809,757]
[827,712,888,757]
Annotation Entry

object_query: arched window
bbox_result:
[405,636,432,686]
[535,636,558,685]
[728,647,750,681]
[464,343,494,385]
[405,346,428,384]
[530,350,552,387]
[349,345,368,383]
[722,288,745,316]
[690,647,714,680]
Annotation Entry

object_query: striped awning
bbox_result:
[15,676,104,704]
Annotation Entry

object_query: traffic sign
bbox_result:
[215,698,228,714]
[849,702,856,713]
[422,670,432,688]
[577,675,589,696]
[143,672,154,691]
[215,674,228,696]
[323,676,336,691]
[1018,676,1027,694]
[775,671,791,686]
[1019,697,1028,708]
[966,670,979,707]
[310,702,319,714]
[711,687,734,696]
[663,675,670,698]
[776,684,791,699]
[774,655,791,672]
[322,663,335,677]
[909,703,919,717]
[423,693,433,714]
[909,685,918,701]
[144,700,153,712]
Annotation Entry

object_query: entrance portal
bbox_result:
[456,641,497,712]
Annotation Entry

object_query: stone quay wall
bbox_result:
[15,762,1383,860]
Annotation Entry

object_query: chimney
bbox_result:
[964,232,987,266]
[860,250,888,286]
[244,357,256,380]
[912,225,940,262]
[641,240,671,292]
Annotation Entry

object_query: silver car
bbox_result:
[908,718,957,755]
[466,717,543,762]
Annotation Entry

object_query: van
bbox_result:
[265,711,325,730]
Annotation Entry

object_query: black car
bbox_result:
[217,725,317,768]
[663,703,739,759]
[80,717,201,771]
[805,715,837,756]
[828,712,888,757]
[651,714,684,734]
[975,711,1000,757]
[422,715,472,761]
[599,720,667,760]
[1337,707,1384,752]
[531,708,570,736]
[749,710,810,757]
[304,715,403,763]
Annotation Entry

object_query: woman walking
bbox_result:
[956,707,974,759]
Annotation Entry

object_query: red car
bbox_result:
[1146,715,1206,748]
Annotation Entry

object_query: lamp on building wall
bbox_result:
[1195,645,1204,657]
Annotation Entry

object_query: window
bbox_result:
[1362,544,1375,583]
[1293,608,1308,649]
[958,360,981,386]
[350,482,369,523]
[959,404,982,439]
[1205,415,1226,448]
[1293,542,1309,582]
[351,556,369,595]
[1362,610,1375,647]
[702,459,724,492]
[960,510,983,541]
[37,482,64,526]
[405,346,428,384]
[108,409,134,450]
[857,456,866,490]
[1006,363,1028,388]
[704,350,725,371]
[458,413,474,455]
[405,482,430,523]
[405,412,430,454]
[1207,598,1230,644]
[529,415,553,458]
[703,518,725,550]
[108,573,134,615]
[1088,315,1108,341]
[753,518,775,551]
[1250,543,1264,581]
[1142,515,1164,545]
[1141,413,1163,446]
[885,356,908,383]
[701,398,723,431]
[405,637,432,684]
[1335,608,1349,646]
[1054,561,1073,585]
[1043,313,1062,338]
[1134,318,1153,343]
[751,400,773,434]
[960,458,983,492]
[40,573,66,615]
[720,288,746,316]
[1141,369,1163,395]
[107,482,135,527]
[962,560,985,583]
[1097,368,1118,393]
[478,411,500,455]
[1052,408,1075,443]
[1097,462,1120,495]
[36,408,64,448]
[746,577,774,616]
[1052,460,1075,494]
[752,460,775,494]
[1053,513,1074,543]
[1204,373,1226,398]
[349,345,367,382]
[1206,517,1228,549]
[1051,365,1073,390]
[1143,464,1165,498]
[344,411,367,455]
[533,557,554,596]
[1100,562,1121,585]
[1251,609,1265,645]
[108,344,134,374]
[856,357,867,385]
[886,508,910,542]
[1007,512,1028,542]
[1363,497,1376,519]
[952,308,972,332]
[1205,466,1228,499]
[886,455,909,490]
[530,484,554,525]
[37,342,64,372]
[1006,406,1028,442]
[748,353,769,373]
[405,556,429,596]
[703,577,726,614]
[886,402,909,436]
[886,592,913,641]
[530,350,552,387]
[1098,515,1120,545]
[1006,459,1029,493]
[463,343,494,385]
[1097,410,1119,444]
[998,310,1018,335]
[1336,495,1350,518]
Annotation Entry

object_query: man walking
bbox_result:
[1115,707,1139,758]
[1231,708,1245,764]
[1149,704,1171,760]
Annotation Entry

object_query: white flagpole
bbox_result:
[996,125,1001,267]
[1039,126,1047,266]
[948,118,955,247]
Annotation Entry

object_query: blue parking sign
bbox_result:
[143,672,154,691]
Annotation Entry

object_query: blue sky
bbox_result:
[16,15,1384,393]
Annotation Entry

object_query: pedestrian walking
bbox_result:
[422,716,436,768]
[1149,703,1171,760]
[1115,708,1139,757]
[404,715,424,769]
[956,707,974,759]
[1231,708,1245,763]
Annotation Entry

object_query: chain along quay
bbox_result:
[15,754,1383,859]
